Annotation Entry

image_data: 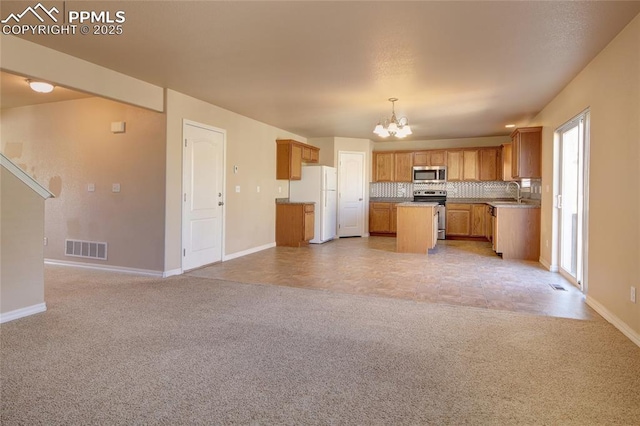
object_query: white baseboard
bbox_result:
[539,257,558,272]
[1,303,47,324]
[45,259,163,277]
[162,268,183,278]
[586,296,640,348]
[223,242,276,261]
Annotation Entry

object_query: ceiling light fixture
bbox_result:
[27,80,54,93]
[373,98,412,138]
[505,124,516,128]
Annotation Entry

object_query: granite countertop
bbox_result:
[449,198,541,208]
[397,202,439,207]
[486,201,540,209]
[370,197,413,203]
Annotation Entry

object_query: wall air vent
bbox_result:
[65,239,107,261]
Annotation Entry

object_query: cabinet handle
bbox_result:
[218,201,224,206]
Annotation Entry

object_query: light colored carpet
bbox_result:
[1,266,639,425]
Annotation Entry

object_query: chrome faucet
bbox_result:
[507,181,522,203]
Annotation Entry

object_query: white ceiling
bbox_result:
[3,1,640,141]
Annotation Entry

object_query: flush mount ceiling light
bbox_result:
[27,80,54,93]
[505,124,516,128]
[373,98,412,138]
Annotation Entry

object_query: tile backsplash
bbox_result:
[371,180,542,200]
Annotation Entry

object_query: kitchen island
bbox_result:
[396,202,438,254]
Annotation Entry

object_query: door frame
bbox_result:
[337,150,367,237]
[553,108,590,293]
[182,119,227,271]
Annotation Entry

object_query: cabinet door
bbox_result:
[485,206,493,241]
[511,133,520,178]
[479,148,499,181]
[373,152,394,182]
[310,147,319,163]
[462,150,480,181]
[514,127,542,178]
[501,143,513,181]
[446,151,463,181]
[369,203,391,232]
[429,150,447,166]
[304,208,315,241]
[290,144,303,180]
[394,152,414,182]
[390,203,398,233]
[445,203,471,236]
[414,151,429,166]
[470,204,486,236]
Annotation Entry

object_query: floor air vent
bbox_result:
[549,283,567,291]
[65,239,107,260]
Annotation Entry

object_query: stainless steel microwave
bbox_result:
[412,166,447,183]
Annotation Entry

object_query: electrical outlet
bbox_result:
[112,183,121,193]
[278,186,282,193]
[256,186,260,193]
[631,286,636,303]
[43,237,48,246]
[235,185,240,193]
[88,183,95,192]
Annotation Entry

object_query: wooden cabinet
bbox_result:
[501,143,513,181]
[445,203,471,236]
[396,205,436,254]
[372,152,394,182]
[471,204,486,237]
[394,152,413,182]
[510,127,542,179]
[493,207,540,260]
[276,203,315,247]
[369,202,398,235]
[414,150,446,166]
[462,149,480,181]
[446,151,464,182]
[276,139,319,180]
[372,152,413,182]
[485,205,493,242]
[447,150,479,181]
[479,147,500,181]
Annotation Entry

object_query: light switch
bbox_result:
[112,183,121,193]
[235,185,240,193]
[257,186,260,193]
[111,121,126,133]
[88,183,95,192]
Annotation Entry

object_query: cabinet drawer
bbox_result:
[446,203,471,210]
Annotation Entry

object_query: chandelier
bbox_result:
[373,98,412,138]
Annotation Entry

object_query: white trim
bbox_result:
[539,257,558,272]
[0,303,47,324]
[223,242,276,261]
[45,259,163,277]
[586,296,640,348]
[1,153,54,199]
[162,268,183,278]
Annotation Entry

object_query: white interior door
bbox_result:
[182,121,225,271]
[337,151,365,237]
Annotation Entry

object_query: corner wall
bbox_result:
[533,14,640,340]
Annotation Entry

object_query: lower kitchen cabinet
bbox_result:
[276,203,315,247]
[493,207,540,260]
[445,203,472,236]
[369,202,398,235]
[471,204,486,237]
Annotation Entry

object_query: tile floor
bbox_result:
[188,237,601,321]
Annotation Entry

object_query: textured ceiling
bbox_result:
[2,1,640,141]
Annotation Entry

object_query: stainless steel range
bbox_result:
[413,190,447,240]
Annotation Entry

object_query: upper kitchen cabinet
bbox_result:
[479,147,500,181]
[501,143,513,181]
[372,151,413,182]
[447,150,480,181]
[276,139,319,180]
[413,150,446,166]
[510,127,542,179]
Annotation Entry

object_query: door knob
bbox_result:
[358,198,363,201]
[218,201,224,206]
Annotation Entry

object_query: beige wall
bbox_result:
[373,135,510,152]
[0,35,164,112]
[164,90,307,271]
[0,168,45,314]
[532,14,640,337]
[1,97,167,271]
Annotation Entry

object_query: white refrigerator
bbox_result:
[289,165,337,244]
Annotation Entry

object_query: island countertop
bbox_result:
[397,202,439,207]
